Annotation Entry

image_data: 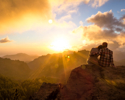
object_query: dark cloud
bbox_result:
[115,28,123,32]
[0,37,12,43]
[87,10,125,31]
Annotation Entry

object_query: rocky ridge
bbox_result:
[30,65,125,100]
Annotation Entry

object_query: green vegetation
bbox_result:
[0,75,59,100]
[0,58,30,80]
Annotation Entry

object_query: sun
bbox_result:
[50,37,71,52]
[48,19,53,24]
[82,40,86,44]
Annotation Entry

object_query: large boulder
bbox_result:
[60,66,95,100]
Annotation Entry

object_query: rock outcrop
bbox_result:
[30,65,125,100]
[29,82,60,100]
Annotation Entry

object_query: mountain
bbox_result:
[28,50,89,79]
[30,65,125,100]
[0,57,31,80]
[2,53,38,62]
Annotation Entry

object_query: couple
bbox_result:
[87,42,115,67]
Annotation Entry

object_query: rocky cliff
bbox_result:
[30,65,125,100]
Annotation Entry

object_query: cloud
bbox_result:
[0,0,110,34]
[91,0,109,7]
[87,10,125,31]
[120,15,125,24]
[0,37,12,43]
[79,21,84,26]
[50,0,108,14]
[72,10,125,51]
[0,0,52,34]
[58,15,72,22]
[121,9,125,12]
[73,25,117,44]
[49,0,84,14]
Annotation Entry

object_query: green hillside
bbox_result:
[0,58,30,80]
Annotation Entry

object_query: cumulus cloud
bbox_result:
[73,25,117,44]
[0,0,52,34]
[87,10,125,31]
[0,37,12,43]
[72,10,125,51]
[121,9,125,12]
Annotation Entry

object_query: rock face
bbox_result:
[30,65,125,100]
[60,66,94,100]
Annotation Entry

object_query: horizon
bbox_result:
[0,0,125,56]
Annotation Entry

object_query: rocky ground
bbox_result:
[30,65,125,100]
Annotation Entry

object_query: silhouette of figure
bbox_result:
[98,42,115,67]
[87,45,103,65]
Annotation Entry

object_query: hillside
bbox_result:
[28,50,89,80]
[0,58,30,80]
[2,53,38,62]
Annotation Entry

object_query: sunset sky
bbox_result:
[0,0,125,56]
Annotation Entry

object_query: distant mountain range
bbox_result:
[2,53,38,62]
[1,50,125,81]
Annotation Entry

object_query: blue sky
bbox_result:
[0,0,125,56]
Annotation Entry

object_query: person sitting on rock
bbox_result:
[87,45,103,65]
[98,42,116,67]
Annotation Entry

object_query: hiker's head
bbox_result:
[98,45,103,50]
[102,42,108,48]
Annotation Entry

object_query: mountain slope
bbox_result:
[28,50,89,79]
[0,58,31,80]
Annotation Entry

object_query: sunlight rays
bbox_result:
[28,55,53,79]
[50,37,71,52]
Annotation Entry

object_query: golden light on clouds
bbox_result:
[50,37,71,52]
[0,0,52,34]
[0,0,110,34]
